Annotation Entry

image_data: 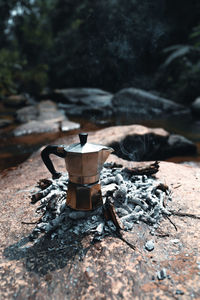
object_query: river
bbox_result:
[0,112,200,172]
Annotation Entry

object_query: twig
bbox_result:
[156,233,170,238]
[124,161,160,176]
[169,210,200,220]
[103,197,124,230]
[155,229,170,238]
[115,231,136,250]
[173,184,182,189]
[164,215,178,231]
[21,221,39,225]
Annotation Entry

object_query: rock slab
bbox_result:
[112,87,191,121]
[0,129,200,299]
[54,88,113,120]
[14,100,80,136]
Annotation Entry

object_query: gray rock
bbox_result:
[14,99,80,136]
[145,240,154,251]
[191,97,200,117]
[157,268,167,280]
[166,134,197,157]
[53,88,112,103]
[55,88,113,120]
[16,105,38,123]
[3,94,27,107]
[0,118,12,128]
[37,100,57,112]
[112,87,191,121]
[16,100,66,124]
[60,120,80,132]
[13,120,59,136]
[13,119,80,136]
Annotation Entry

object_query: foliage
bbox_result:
[0,0,200,99]
[0,0,53,96]
[156,23,200,104]
[49,0,173,91]
[0,48,21,97]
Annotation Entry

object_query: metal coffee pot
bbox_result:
[41,133,113,211]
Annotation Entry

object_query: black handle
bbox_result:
[41,145,66,179]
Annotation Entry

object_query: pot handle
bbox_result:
[41,145,66,179]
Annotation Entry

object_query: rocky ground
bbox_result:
[0,126,200,299]
[1,87,198,134]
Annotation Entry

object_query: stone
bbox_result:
[3,94,27,107]
[157,268,167,280]
[60,120,80,132]
[176,290,184,295]
[53,88,112,103]
[165,134,197,158]
[13,120,59,136]
[112,87,191,121]
[13,119,80,136]
[37,100,57,112]
[191,97,200,117]
[0,118,12,128]
[145,240,154,251]
[54,88,113,120]
[15,105,38,123]
[0,130,200,299]
[88,124,196,161]
[14,100,80,136]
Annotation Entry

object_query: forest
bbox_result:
[1,0,200,104]
[1,2,200,299]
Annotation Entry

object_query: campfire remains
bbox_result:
[29,162,172,245]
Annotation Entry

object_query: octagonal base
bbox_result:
[66,181,103,211]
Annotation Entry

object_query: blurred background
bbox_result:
[0,0,200,170]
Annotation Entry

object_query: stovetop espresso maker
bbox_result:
[41,133,113,211]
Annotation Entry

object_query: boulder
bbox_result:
[112,88,191,121]
[191,97,200,117]
[165,134,197,158]
[0,129,200,299]
[13,119,80,137]
[0,118,12,129]
[3,94,27,108]
[14,100,80,136]
[13,120,60,136]
[15,105,38,123]
[61,120,80,132]
[53,88,112,103]
[37,100,66,122]
[54,88,113,120]
[87,125,197,161]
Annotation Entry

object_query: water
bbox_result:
[0,114,200,172]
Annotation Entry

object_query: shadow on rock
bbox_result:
[3,231,93,276]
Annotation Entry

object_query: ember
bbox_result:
[29,163,172,243]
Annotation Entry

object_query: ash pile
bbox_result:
[29,162,172,243]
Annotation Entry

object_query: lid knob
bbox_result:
[79,132,88,145]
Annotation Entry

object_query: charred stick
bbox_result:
[169,210,200,220]
[124,161,160,176]
[164,215,178,231]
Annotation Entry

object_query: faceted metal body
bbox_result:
[67,181,102,210]
[64,148,111,184]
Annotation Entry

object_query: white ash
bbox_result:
[29,163,172,242]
